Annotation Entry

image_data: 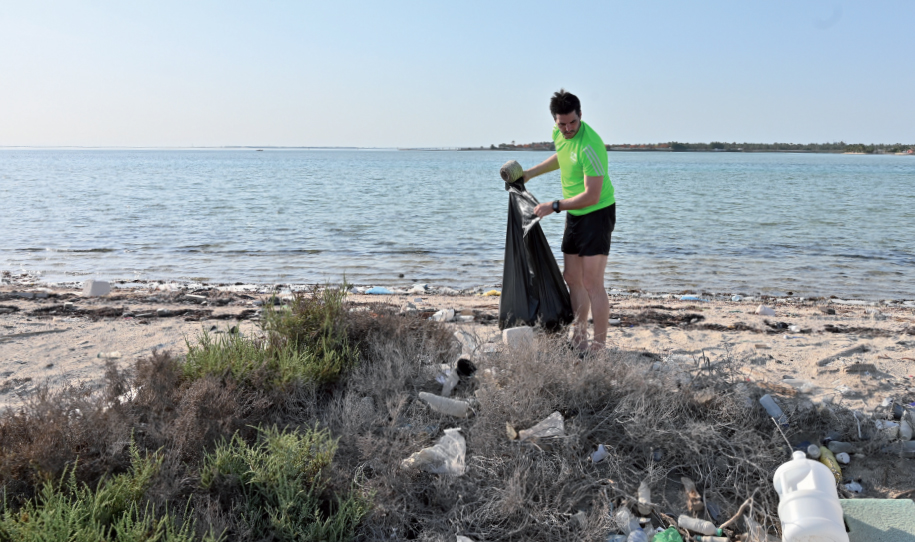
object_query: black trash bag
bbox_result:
[498,161,574,331]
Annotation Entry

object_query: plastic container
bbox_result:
[818,446,842,482]
[806,444,821,459]
[637,479,652,515]
[772,451,849,542]
[759,394,788,425]
[677,515,716,535]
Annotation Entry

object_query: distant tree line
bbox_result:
[464,141,914,154]
[667,141,914,153]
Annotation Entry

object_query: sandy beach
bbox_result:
[2,279,913,415]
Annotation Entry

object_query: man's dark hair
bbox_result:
[550,89,581,118]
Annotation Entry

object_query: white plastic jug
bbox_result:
[773,451,849,542]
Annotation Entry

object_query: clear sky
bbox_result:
[1,1,913,148]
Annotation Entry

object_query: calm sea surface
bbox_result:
[1,149,913,299]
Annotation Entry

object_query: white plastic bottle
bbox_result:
[772,451,849,542]
[677,515,717,535]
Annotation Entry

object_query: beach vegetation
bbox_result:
[0,440,208,542]
[200,425,368,542]
[3,286,909,539]
[184,285,358,387]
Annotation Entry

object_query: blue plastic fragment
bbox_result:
[680,295,708,302]
[364,286,393,295]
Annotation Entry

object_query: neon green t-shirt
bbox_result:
[552,120,615,216]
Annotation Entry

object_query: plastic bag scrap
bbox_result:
[518,411,565,441]
[401,427,466,476]
[498,161,574,332]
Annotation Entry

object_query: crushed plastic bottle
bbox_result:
[637,479,652,515]
[759,394,788,425]
[677,515,717,535]
[418,392,471,418]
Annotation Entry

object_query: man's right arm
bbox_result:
[522,153,559,183]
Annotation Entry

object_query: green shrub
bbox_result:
[200,425,368,542]
[0,441,210,542]
[184,285,358,386]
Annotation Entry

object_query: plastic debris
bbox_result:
[502,326,534,348]
[680,295,708,302]
[807,444,821,459]
[364,286,393,295]
[637,479,652,515]
[418,392,471,418]
[456,536,475,542]
[844,481,863,493]
[653,528,683,542]
[401,428,466,475]
[755,305,776,316]
[518,411,565,441]
[731,295,743,302]
[900,419,913,441]
[82,279,111,297]
[677,515,717,535]
[759,394,788,425]
[436,366,460,397]
[97,351,122,360]
[818,446,843,483]
[590,443,609,463]
[482,289,500,296]
[875,419,899,439]
[432,309,455,322]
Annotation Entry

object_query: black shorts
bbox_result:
[561,203,615,257]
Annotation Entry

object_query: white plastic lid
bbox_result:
[793,451,807,460]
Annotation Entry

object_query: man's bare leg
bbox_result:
[563,254,590,348]
[581,254,609,348]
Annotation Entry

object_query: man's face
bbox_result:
[555,111,581,139]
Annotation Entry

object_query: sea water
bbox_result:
[1,149,913,299]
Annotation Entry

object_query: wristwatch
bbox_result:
[552,200,561,213]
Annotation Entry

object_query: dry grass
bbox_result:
[0,289,899,540]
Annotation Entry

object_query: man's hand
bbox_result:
[533,202,554,218]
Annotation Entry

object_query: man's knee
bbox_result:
[583,277,605,298]
[563,267,582,287]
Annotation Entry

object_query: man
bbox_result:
[522,89,616,352]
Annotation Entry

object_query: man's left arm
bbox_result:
[533,175,602,217]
